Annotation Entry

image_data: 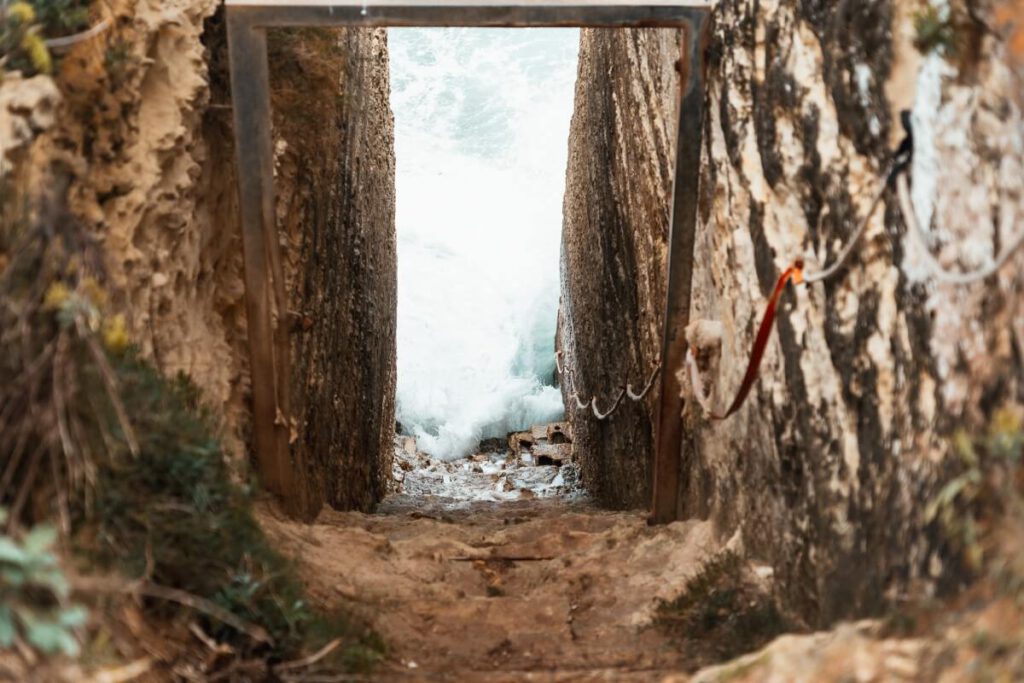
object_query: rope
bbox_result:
[626,362,662,401]
[802,178,888,284]
[573,391,589,411]
[44,18,111,51]
[690,110,1021,422]
[558,114,1021,424]
[802,109,1023,287]
[895,171,1024,285]
[803,111,912,284]
[556,351,661,422]
[695,262,805,420]
[592,387,626,420]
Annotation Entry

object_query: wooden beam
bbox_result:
[226,0,712,8]
[225,1,712,28]
[227,11,311,518]
[650,13,709,524]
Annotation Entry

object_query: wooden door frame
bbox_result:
[225,0,712,521]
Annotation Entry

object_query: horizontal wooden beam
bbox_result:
[226,0,712,8]
[225,0,712,28]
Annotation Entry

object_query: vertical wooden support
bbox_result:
[227,10,309,516]
[650,13,709,524]
[226,1,712,521]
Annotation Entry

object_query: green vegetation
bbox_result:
[28,0,90,35]
[1,202,383,672]
[0,0,93,75]
[0,510,87,657]
[926,408,1024,577]
[914,5,958,56]
[80,352,383,667]
[912,2,982,61]
[656,551,793,668]
[877,408,1024,679]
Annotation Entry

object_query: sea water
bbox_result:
[389,28,579,460]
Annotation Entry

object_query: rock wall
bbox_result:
[269,28,397,512]
[561,0,1024,625]
[559,29,681,508]
[3,1,397,514]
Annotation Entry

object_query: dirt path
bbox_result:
[259,442,718,682]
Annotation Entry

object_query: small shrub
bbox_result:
[0,510,88,657]
[77,352,383,666]
[28,0,90,35]
[1,203,383,672]
[927,408,1024,578]
[914,5,959,56]
[0,0,93,75]
[656,552,792,668]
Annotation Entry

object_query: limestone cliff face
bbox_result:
[3,1,397,513]
[561,1,1024,624]
[270,28,397,512]
[559,29,680,508]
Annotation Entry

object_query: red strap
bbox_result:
[710,260,804,420]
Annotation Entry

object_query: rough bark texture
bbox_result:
[3,2,397,514]
[561,1,1024,626]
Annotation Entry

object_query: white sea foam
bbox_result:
[389,28,579,460]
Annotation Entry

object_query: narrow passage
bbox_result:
[260,27,715,682]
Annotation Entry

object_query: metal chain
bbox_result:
[555,350,662,422]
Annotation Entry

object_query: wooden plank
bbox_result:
[226,1,711,28]
[227,0,710,521]
[227,0,713,8]
[650,14,709,524]
[228,11,314,519]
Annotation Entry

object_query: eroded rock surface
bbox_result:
[3,2,397,514]
[560,1,1024,625]
[269,27,397,513]
[559,28,680,508]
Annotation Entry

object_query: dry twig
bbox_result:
[274,638,344,673]
[71,576,274,646]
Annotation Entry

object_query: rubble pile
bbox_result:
[387,422,581,511]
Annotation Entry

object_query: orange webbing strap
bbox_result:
[708,260,804,420]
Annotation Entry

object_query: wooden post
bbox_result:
[227,10,309,517]
[650,13,709,524]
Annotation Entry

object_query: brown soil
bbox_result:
[258,445,718,682]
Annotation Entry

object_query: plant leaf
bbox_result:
[0,538,27,564]
[22,526,57,556]
[58,606,88,629]
[0,606,15,648]
[1,567,27,587]
[24,618,73,655]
